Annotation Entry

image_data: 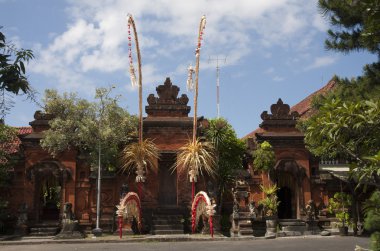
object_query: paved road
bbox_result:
[0,236,370,251]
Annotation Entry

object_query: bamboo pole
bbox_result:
[127,14,143,145]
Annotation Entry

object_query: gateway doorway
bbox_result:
[277,186,292,219]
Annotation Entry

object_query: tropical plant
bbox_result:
[204,118,246,214]
[0,28,35,117]
[364,190,380,251]
[301,99,380,187]
[328,192,353,227]
[258,184,280,217]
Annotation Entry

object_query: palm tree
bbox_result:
[173,16,216,202]
[122,14,159,197]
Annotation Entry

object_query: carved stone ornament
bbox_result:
[260,99,299,121]
[33,110,54,120]
[145,77,191,117]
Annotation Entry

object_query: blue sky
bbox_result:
[1,0,377,137]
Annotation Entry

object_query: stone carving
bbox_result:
[145,77,191,117]
[54,202,85,239]
[305,200,320,234]
[249,201,257,219]
[15,203,28,235]
[33,110,54,120]
[305,200,317,221]
[63,202,74,220]
[260,99,299,121]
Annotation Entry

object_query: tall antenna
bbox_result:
[208,56,226,118]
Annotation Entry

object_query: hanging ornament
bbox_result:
[127,15,137,88]
[186,64,195,91]
[189,169,198,183]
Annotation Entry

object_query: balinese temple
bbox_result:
[1,77,353,236]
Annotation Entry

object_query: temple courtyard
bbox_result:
[0,236,371,251]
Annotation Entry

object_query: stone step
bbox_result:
[152,215,183,220]
[152,229,184,235]
[239,222,252,228]
[279,219,306,226]
[30,227,59,232]
[153,219,182,225]
[240,229,254,236]
[282,225,306,232]
[152,224,183,230]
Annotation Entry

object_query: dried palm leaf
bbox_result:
[120,139,159,176]
[174,138,216,181]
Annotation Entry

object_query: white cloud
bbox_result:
[264,67,275,74]
[312,14,328,32]
[29,0,324,97]
[273,76,284,82]
[305,56,338,70]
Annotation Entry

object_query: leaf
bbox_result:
[19,61,25,74]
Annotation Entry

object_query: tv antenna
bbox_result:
[208,56,226,118]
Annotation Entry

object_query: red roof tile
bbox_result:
[7,127,33,154]
[290,79,337,119]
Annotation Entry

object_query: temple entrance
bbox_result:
[27,160,71,222]
[38,175,61,221]
[158,153,177,206]
[277,186,292,219]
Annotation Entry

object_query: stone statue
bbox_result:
[54,202,85,239]
[305,200,317,221]
[249,201,257,219]
[63,202,75,221]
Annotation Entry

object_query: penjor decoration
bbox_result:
[122,14,159,198]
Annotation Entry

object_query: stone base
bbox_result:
[54,220,85,239]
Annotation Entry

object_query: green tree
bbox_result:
[204,118,246,213]
[40,88,137,170]
[0,123,17,233]
[301,99,380,187]
[318,0,380,56]
[0,28,34,117]
[364,191,380,250]
[252,141,276,180]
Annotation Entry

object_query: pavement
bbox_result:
[0,233,338,246]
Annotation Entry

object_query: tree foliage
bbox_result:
[301,98,380,186]
[0,123,17,233]
[252,141,276,172]
[40,88,137,170]
[363,190,380,250]
[0,28,34,117]
[318,0,380,56]
[0,123,17,186]
[327,192,353,226]
[204,118,246,210]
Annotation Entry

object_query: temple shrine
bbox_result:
[2,78,353,236]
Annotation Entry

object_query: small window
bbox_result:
[80,171,86,179]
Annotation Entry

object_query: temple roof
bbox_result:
[7,127,33,154]
[243,79,337,139]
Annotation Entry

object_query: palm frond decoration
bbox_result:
[121,139,159,182]
[260,184,278,197]
[174,138,216,182]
